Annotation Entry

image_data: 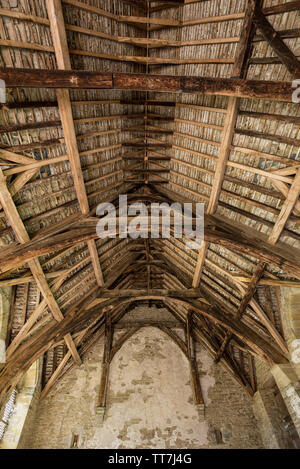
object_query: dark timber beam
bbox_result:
[0,218,300,280]
[0,69,294,102]
[251,0,300,78]
[99,289,204,299]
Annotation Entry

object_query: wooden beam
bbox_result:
[204,256,289,357]
[186,312,205,414]
[0,290,288,408]
[97,288,204,299]
[207,0,257,215]
[193,0,258,288]
[0,168,81,366]
[192,242,209,289]
[268,169,300,244]
[0,69,294,102]
[252,1,300,78]
[215,261,266,362]
[46,0,104,287]
[6,271,71,358]
[1,213,300,280]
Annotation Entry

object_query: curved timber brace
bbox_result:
[187,312,205,421]
[95,311,206,423]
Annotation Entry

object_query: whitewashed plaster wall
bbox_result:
[26,324,262,449]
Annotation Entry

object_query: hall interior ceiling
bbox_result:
[0,0,299,403]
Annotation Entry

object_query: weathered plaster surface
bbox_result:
[253,359,300,447]
[0,359,41,449]
[285,385,300,421]
[280,287,300,378]
[290,339,300,365]
[27,323,261,449]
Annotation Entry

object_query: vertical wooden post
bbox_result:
[187,312,205,420]
[96,312,113,423]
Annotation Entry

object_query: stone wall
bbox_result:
[0,287,11,370]
[27,325,262,449]
[252,358,300,448]
[0,359,41,449]
[280,287,300,379]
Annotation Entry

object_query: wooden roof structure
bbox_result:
[0,0,299,406]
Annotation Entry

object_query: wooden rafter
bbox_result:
[251,0,300,78]
[0,0,299,409]
[193,0,259,288]
[0,168,81,366]
[268,169,300,245]
[0,290,288,407]
[214,261,266,362]
[96,311,113,421]
[46,0,104,287]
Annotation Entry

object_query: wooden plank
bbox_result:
[5,286,16,349]
[0,68,294,102]
[208,0,258,214]
[192,242,209,289]
[1,214,300,279]
[235,128,300,147]
[1,38,236,64]
[6,272,69,358]
[99,289,204,298]
[271,179,300,216]
[235,261,267,320]
[206,256,289,358]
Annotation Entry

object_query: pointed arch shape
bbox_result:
[110,324,188,363]
[0,293,288,409]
